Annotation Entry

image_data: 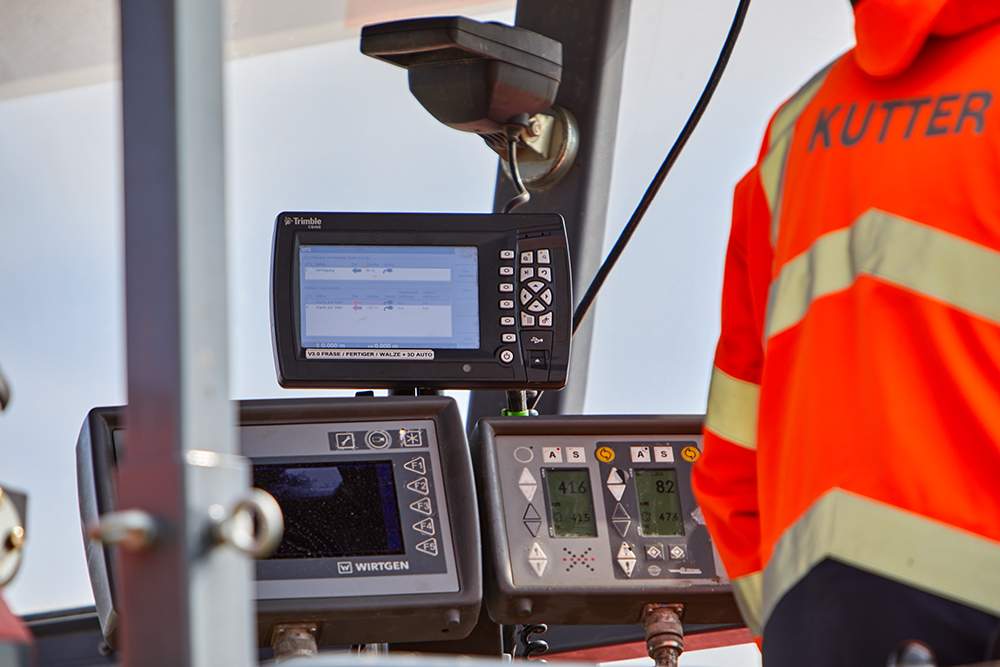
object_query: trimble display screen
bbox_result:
[272,212,571,390]
[298,245,480,351]
[254,460,405,559]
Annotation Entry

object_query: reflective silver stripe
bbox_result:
[759,130,791,244]
[704,366,760,450]
[766,208,1000,340]
[731,571,764,637]
[760,64,833,246]
[761,489,1000,631]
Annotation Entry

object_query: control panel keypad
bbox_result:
[494,435,715,585]
[497,248,556,372]
[496,242,564,378]
[518,251,554,325]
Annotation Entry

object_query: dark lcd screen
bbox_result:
[634,468,684,536]
[544,468,597,538]
[254,460,404,559]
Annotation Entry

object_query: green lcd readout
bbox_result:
[635,468,685,536]
[544,468,597,537]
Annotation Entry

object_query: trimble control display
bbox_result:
[472,415,740,626]
[272,212,571,390]
[76,396,481,648]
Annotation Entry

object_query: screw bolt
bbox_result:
[4,526,24,551]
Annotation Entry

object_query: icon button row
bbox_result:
[330,430,424,450]
[520,249,551,265]
[541,447,587,463]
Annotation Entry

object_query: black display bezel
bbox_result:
[271,212,571,390]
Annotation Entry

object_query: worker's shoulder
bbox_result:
[766,57,844,150]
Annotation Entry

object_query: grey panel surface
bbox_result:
[493,432,716,588]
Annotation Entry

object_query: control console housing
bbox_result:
[471,415,740,625]
[77,396,481,648]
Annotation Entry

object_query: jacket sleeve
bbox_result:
[692,152,774,639]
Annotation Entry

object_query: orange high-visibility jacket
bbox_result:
[692,0,1000,638]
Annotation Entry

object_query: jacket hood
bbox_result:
[853,0,1000,77]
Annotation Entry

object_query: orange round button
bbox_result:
[596,446,615,463]
[681,446,701,462]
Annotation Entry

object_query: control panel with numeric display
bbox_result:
[471,415,740,626]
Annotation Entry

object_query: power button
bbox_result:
[499,349,515,364]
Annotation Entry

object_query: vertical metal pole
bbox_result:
[119,1,255,665]
[469,0,632,424]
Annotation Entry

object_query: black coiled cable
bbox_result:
[518,623,549,660]
[571,0,752,337]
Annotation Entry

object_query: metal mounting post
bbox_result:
[117,0,255,664]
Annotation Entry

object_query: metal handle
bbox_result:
[88,509,159,551]
[89,489,283,558]
[211,488,284,558]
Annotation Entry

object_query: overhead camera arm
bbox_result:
[361,16,579,191]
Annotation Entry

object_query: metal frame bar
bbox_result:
[112,0,633,660]
[118,1,254,664]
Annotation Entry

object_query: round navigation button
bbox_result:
[514,446,534,463]
[366,430,391,449]
[596,446,615,463]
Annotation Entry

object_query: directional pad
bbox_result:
[617,542,637,577]
[519,468,538,501]
[528,541,548,576]
[523,504,542,537]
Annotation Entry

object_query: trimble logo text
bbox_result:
[284,216,322,226]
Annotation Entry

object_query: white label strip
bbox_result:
[306,349,435,360]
